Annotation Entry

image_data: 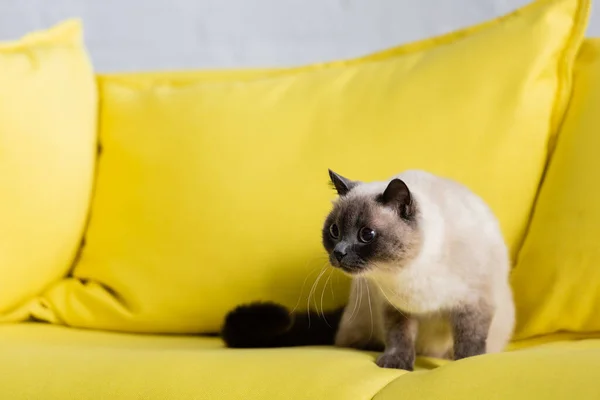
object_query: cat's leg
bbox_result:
[450,300,493,360]
[376,304,417,371]
[334,279,384,352]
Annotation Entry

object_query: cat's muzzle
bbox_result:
[329,254,367,275]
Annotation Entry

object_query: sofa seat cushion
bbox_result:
[2,324,600,400]
[0,324,404,400]
[375,339,600,400]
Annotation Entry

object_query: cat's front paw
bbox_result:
[376,352,414,371]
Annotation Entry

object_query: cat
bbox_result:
[222,169,515,371]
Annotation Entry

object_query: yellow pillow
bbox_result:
[39,0,588,333]
[0,21,97,318]
[511,39,600,341]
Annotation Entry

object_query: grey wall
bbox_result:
[0,0,596,72]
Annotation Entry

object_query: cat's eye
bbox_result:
[358,227,376,243]
[329,223,340,239]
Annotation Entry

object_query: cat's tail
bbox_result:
[221,301,344,348]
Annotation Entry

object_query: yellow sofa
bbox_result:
[2,0,600,398]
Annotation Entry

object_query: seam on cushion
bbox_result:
[98,0,561,88]
[547,0,590,142]
[512,0,590,263]
[510,331,600,350]
[0,299,36,323]
[368,371,423,400]
[63,78,104,279]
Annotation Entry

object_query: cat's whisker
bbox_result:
[306,267,325,328]
[357,278,364,319]
[365,277,374,343]
[370,274,408,319]
[347,278,361,322]
[290,263,322,315]
[320,269,334,328]
[350,278,364,322]
[315,264,331,317]
[307,266,328,324]
[330,271,336,301]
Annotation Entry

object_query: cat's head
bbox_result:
[322,170,423,275]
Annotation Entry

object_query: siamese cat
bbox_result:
[222,169,515,371]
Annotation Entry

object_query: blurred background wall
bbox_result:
[0,0,597,72]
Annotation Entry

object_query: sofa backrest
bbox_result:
[23,0,587,334]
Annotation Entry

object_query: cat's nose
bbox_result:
[333,250,346,262]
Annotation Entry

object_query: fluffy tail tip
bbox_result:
[221,301,293,348]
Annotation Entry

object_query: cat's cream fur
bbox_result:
[333,170,515,359]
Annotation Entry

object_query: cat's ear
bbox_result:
[328,169,357,196]
[379,179,415,219]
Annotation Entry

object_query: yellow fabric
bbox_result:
[0,324,403,400]
[0,21,97,317]
[374,339,600,400]
[1,324,599,399]
[38,0,588,333]
[511,39,600,340]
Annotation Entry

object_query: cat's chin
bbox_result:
[335,263,370,276]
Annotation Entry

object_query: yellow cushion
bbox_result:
[0,21,97,317]
[38,0,588,333]
[1,324,599,399]
[374,339,600,400]
[0,324,403,400]
[511,38,600,340]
